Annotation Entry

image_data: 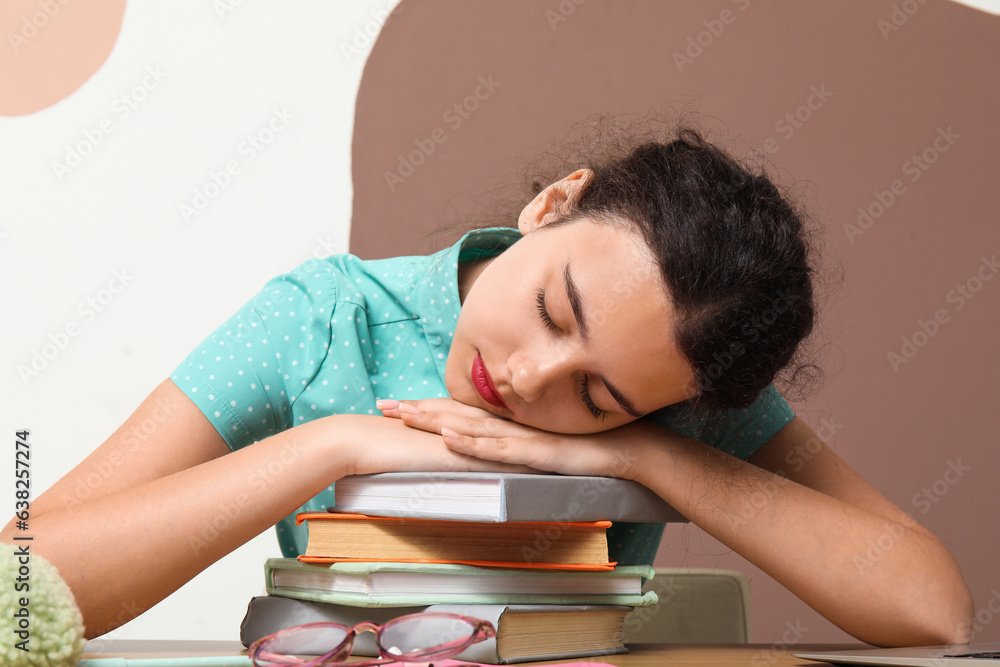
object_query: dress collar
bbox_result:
[416,226,522,379]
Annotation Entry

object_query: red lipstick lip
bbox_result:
[472,352,509,412]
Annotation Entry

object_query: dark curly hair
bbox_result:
[448,112,825,419]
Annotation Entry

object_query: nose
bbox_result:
[507,344,576,403]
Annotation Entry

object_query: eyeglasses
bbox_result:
[248,612,497,667]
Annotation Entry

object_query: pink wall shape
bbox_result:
[0,0,127,117]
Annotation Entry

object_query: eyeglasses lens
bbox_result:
[261,625,352,659]
[380,615,478,660]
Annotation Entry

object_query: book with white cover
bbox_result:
[265,558,658,607]
[332,472,686,523]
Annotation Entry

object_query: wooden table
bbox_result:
[79,640,862,666]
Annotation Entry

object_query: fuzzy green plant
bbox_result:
[0,543,86,667]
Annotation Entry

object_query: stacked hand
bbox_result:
[375,397,658,480]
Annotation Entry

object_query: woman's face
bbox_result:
[445,217,697,434]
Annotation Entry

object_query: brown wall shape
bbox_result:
[352,0,1000,644]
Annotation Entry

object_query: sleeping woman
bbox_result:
[1,121,973,645]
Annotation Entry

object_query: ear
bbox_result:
[517,168,594,235]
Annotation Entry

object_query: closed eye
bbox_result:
[536,288,560,332]
[579,375,608,421]
[537,287,608,421]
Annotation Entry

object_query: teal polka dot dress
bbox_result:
[170,227,795,565]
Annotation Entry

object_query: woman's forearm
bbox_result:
[631,430,973,646]
[0,416,346,639]
[313,398,976,646]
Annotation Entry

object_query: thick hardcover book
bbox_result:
[296,512,615,570]
[331,472,686,523]
[264,558,657,608]
[240,595,630,664]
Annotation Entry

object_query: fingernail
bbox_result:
[376,399,399,411]
[441,427,462,440]
[397,403,422,416]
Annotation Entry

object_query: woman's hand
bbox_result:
[375,397,656,479]
[330,411,539,478]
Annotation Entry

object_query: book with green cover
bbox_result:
[331,472,686,523]
[265,558,658,607]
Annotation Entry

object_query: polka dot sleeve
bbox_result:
[648,384,795,461]
[170,264,338,452]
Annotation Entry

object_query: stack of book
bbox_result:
[240,472,686,664]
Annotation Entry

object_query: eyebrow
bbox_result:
[563,263,643,418]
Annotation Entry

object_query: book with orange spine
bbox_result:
[295,512,617,571]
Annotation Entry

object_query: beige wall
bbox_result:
[349,0,1000,644]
